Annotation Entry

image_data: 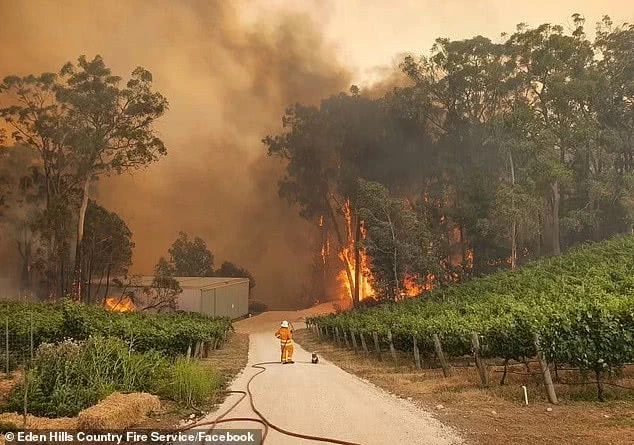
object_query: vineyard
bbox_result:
[0,300,233,366]
[307,235,634,401]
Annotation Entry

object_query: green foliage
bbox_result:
[0,300,232,364]
[6,337,171,418]
[166,231,215,277]
[157,358,222,407]
[81,200,134,302]
[309,235,634,379]
[0,55,168,300]
[216,261,256,290]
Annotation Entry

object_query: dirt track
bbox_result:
[198,305,463,444]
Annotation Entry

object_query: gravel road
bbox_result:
[196,306,464,445]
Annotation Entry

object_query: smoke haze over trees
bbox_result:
[0,1,632,308]
[265,15,634,303]
[0,0,349,308]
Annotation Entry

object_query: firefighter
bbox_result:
[275,320,294,364]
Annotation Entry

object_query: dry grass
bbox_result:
[295,329,634,445]
[201,332,250,380]
[135,331,250,430]
[0,371,22,404]
[77,392,161,430]
[0,412,77,430]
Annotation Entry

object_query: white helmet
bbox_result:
[281,320,289,328]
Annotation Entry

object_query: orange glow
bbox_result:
[337,243,375,301]
[402,273,423,296]
[104,296,135,312]
[337,200,375,301]
[465,249,474,269]
[400,273,436,297]
[335,200,436,302]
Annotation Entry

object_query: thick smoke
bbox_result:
[0,0,350,308]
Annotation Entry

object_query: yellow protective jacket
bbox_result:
[275,326,294,362]
[275,326,293,346]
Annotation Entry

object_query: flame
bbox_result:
[336,200,435,301]
[104,296,135,312]
[465,249,474,269]
[337,244,375,301]
[400,273,436,297]
[332,195,482,302]
[402,273,424,297]
[337,200,375,301]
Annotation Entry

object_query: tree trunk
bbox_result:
[511,218,517,269]
[71,179,91,301]
[326,198,354,302]
[596,369,605,402]
[60,250,65,298]
[103,263,112,303]
[353,216,361,306]
[95,271,104,301]
[17,227,33,297]
[87,251,94,304]
[387,212,399,300]
[509,151,517,269]
[550,182,561,255]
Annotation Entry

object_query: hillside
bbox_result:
[308,235,634,393]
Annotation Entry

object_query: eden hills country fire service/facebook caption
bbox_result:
[6,430,260,444]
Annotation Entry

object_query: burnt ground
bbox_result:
[294,329,634,445]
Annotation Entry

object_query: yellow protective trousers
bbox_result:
[280,339,294,362]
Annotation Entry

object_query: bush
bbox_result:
[0,301,233,362]
[157,358,222,407]
[6,337,170,418]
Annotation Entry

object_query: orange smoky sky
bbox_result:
[0,0,631,307]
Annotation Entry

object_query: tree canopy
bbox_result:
[0,55,168,301]
[265,15,634,305]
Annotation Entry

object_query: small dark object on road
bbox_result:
[312,352,319,364]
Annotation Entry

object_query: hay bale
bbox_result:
[78,392,160,430]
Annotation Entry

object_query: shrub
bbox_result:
[157,358,222,407]
[0,301,233,363]
[6,337,170,418]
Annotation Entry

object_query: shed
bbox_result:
[91,276,250,319]
[173,276,249,319]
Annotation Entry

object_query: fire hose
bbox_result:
[178,360,363,445]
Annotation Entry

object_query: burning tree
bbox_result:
[264,89,439,305]
[263,91,376,306]
[357,179,432,300]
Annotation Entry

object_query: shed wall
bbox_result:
[200,281,249,318]
[176,288,201,312]
[200,288,215,316]
[89,279,248,319]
